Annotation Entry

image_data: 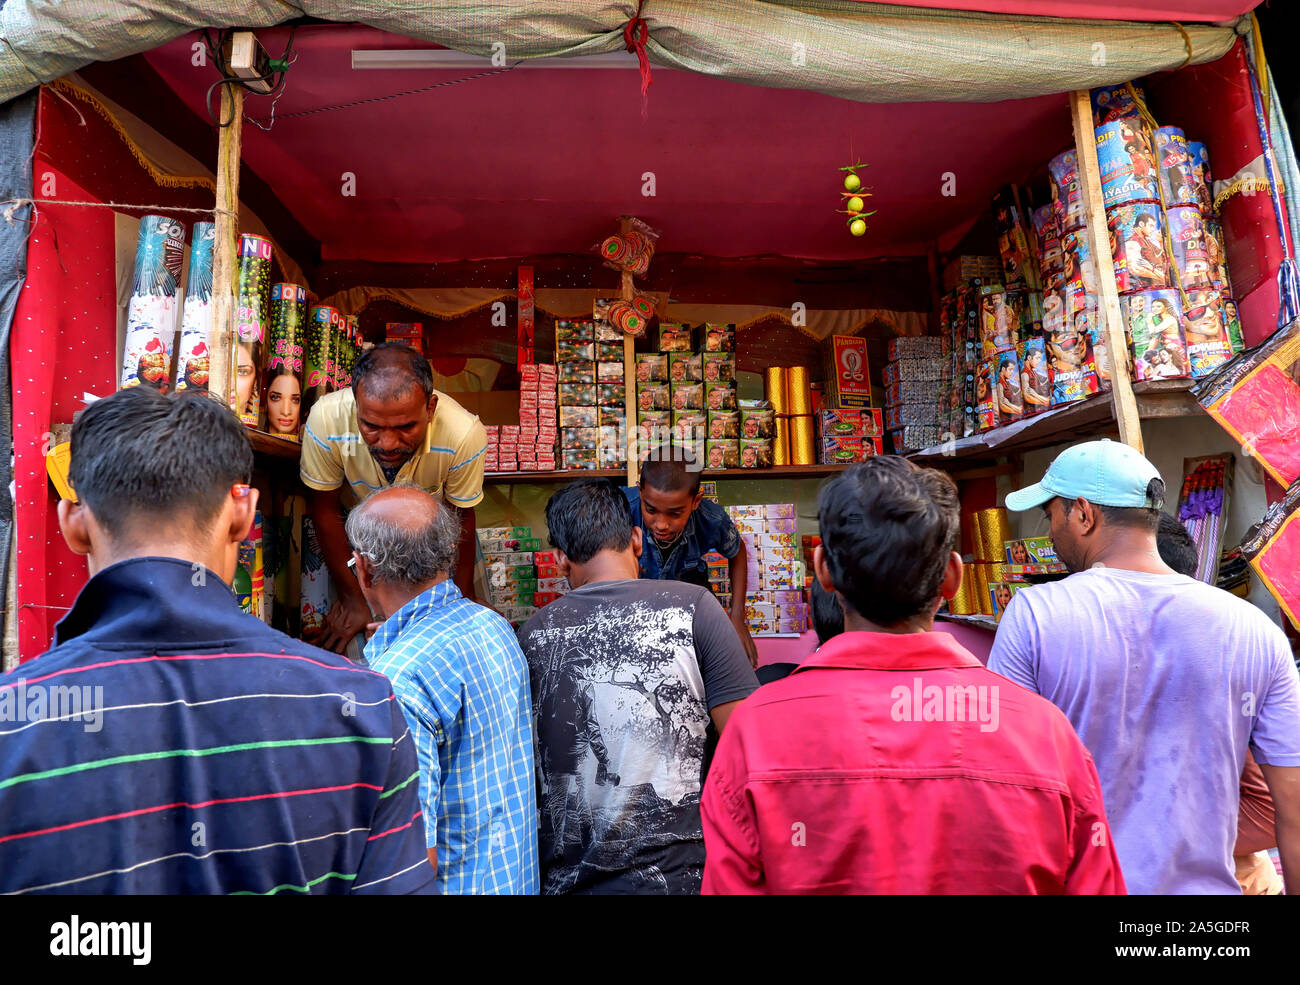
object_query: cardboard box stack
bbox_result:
[384,321,423,354]
[556,320,607,471]
[819,407,884,464]
[484,363,558,474]
[479,526,543,626]
[884,335,945,453]
[728,503,810,635]
[532,548,571,608]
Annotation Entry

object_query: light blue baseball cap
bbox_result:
[1005,439,1164,512]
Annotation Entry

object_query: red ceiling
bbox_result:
[145,26,1075,263]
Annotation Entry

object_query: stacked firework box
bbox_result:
[519,362,559,471]
[555,320,606,471]
[479,526,545,625]
[941,254,1003,293]
[704,550,731,608]
[385,322,423,354]
[1085,84,1241,387]
[588,304,629,468]
[884,335,944,453]
[556,319,595,463]
[819,406,884,464]
[938,285,980,440]
[701,330,740,469]
[1045,140,1110,406]
[729,504,809,635]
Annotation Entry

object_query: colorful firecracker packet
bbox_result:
[1121,289,1190,381]
[1194,320,1300,488]
[122,215,187,392]
[1106,203,1172,294]
[1090,81,1145,127]
[1048,148,1084,232]
[174,220,214,393]
[1095,119,1160,208]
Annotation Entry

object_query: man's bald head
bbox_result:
[345,484,460,587]
[352,343,435,404]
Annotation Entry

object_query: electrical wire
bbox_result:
[202,27,298,129]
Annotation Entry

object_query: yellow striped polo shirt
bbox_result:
[299,388,487,509]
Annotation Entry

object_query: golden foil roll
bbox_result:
[966,513,989,564]
[787,365,812,415]
[974,563,993,614]
[949,566,976,615]
[774,417,792,465]
[975,508,1012,562]
[790,414,816,465]
[766,366,790,415]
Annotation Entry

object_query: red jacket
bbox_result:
[701,630,1125,894]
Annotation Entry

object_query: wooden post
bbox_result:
[210,83,244,407]
[620,218,639,486]
[1070,89,1144,454]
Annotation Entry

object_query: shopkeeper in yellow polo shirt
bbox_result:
[300,343,487,653]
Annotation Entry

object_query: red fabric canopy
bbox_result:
[144,27,1074,264]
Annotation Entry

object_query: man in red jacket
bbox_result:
[700,457,1125,894]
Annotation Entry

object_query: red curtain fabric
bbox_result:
[13,87,211,660]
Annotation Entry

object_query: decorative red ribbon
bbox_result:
[623,13,652,118]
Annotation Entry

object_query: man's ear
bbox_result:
[57,498,92,557]
[1074,496,1099,535]
[555,549,571,579]
[353,550,375,591]
[427,392,439,417]
[630,525,643,559]
[691,489,704,511]
[227,487,259,545]
[940,551,962,601]
[813,544,835,594]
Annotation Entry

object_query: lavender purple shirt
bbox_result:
[989,568,1300,895]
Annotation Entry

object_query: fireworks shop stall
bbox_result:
[1,1,1298,667]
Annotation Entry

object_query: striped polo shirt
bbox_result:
[0,557,436,895]
[299,387,487,509]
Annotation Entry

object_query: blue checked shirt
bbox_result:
[365,580,539,894]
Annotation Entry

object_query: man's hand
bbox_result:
[321,593,372,654]
[732,615,759,669]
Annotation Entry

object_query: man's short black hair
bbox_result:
[351,343,434,403]
[811,578,844,646]
[1061,478,1166,532]
[639,445,701,497]
[1156,511,1198,576]
[546,478,635,564]
[818,456,960,627]
[69,387,253,540]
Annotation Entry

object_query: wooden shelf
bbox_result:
[937,612,999,632]
[486,468,627,484]
[908,380,1202,467]
[485,463,853,484]
[249,428,303,460]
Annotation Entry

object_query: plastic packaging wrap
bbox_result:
[1195,320,1300,488]
[1240,479,1300,631]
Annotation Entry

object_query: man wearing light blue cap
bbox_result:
[990,439,1300,895]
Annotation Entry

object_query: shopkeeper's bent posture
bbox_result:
[300,343,488,653]
[624,451,758,667]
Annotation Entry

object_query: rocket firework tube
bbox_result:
[234,234,273,425]
[263,283,308,440]
[175,221,214,392]
[121,214,186,391]
[305,305,338,397]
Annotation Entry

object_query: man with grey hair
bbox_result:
[347,485,538,894]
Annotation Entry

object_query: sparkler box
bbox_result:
[824,335,872,409]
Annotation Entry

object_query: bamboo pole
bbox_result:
[210,83,244,407]
[621,218,639,486]
[1069,89,1144,453]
